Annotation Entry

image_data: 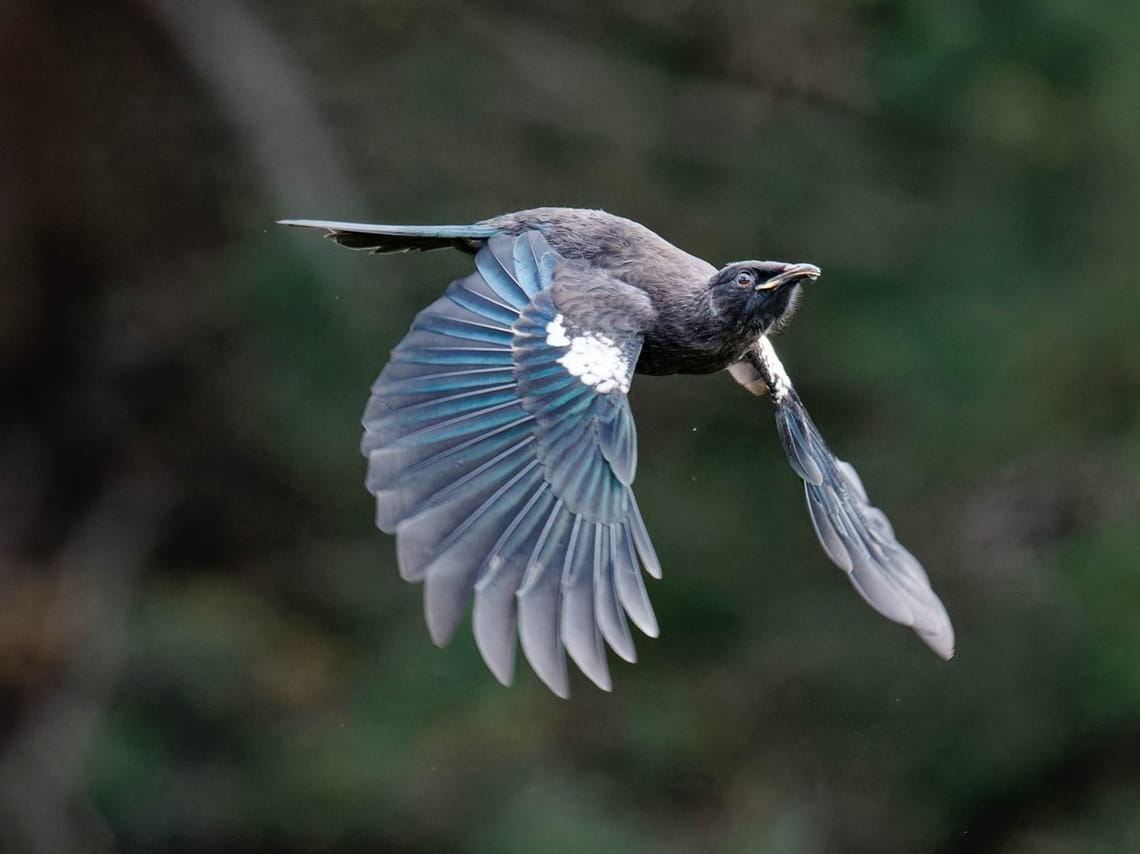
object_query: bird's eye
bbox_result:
[735,271,755,287]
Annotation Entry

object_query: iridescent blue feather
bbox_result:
[361,232,660,696]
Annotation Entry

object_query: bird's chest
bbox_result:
[636,319,755,376]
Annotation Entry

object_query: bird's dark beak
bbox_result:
[756,263,822,291]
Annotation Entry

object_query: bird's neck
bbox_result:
[637,290,762,376]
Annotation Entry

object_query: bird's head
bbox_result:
[707,260,822,335]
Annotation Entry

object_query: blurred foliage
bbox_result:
[2,0,1139,852]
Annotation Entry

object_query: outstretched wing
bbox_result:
[743,338,955,659]
[363,231,662,697]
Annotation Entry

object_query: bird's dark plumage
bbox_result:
[280,208,954,697]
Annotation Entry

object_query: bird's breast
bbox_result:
[635,330,750,376]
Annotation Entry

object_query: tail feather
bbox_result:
[278,219,501,254]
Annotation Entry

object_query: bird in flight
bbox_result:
[281,208,954,697]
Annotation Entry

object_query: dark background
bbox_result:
[2,1,1139,852]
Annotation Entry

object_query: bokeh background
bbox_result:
[3,1,1139,852]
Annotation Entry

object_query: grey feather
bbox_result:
[559,520,612,692]
[747,340,955,660]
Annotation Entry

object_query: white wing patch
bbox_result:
[546,314,631,395]
[756,336,791,402]
[545,315,571,348]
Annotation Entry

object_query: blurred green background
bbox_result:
[2,1,1139,852]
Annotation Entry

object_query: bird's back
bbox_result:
[483,208,716,293]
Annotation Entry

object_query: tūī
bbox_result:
[280,207,954,697]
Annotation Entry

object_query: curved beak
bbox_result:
[756,262,822,290]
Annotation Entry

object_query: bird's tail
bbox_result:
[278,219,501,254]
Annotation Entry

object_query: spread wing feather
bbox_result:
[361,231,660,696]
[774,385,955,658]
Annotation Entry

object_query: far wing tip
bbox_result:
[918,618,956,660]
[769,382,957,662]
